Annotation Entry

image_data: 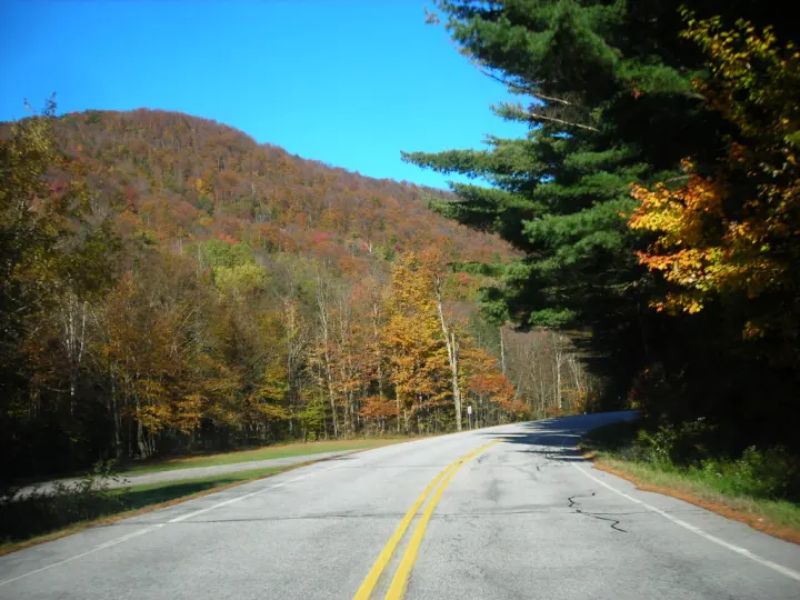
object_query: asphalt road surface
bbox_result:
[1,412,798,599]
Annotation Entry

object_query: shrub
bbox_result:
[697,447,800,500]
[635,418,717,465]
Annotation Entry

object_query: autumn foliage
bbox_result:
[629,169,783,316]
[0,109,527,479]
[629,17,800,350]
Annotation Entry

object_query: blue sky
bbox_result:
[0,0,527,189]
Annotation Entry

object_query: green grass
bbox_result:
[124,438,405,474]
[0,463,303,554]
[115,465,288,508]
[1,437,410,553]
[596,455,800,532]
[581,421,800,537]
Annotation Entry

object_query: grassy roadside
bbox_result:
[1,437,409,555]
[581,421,800,544]
[0,463,300,557]
[124,437,406,474]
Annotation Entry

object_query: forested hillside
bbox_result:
[54,109,510,266]
[2,109,597,481]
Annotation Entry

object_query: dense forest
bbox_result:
[407,1,800,453]
[0,108,595,481]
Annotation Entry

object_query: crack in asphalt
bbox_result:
[111,507,666,529]
[127,513,411,524]
[568,491,627,533]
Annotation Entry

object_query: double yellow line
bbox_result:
[353,440,498,600]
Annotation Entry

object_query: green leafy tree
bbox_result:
[1,104,67,393]
[1,102,118,476]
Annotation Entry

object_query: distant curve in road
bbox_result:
[1,412,798,600]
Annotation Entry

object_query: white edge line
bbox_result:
[573,463,800,583]
[0,463,341,587]
[0,525,160,587]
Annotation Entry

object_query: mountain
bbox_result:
[1,109,520,477]
[51,109,513,270]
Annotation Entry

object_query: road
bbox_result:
[1,412,798,599]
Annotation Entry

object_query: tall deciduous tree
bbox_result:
[383,253,450,432]
[1,103,118,475]
[627,16,800,431]
[630,16,800,354]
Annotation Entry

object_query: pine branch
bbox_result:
[527,111,599,132]
[479,69,574,106]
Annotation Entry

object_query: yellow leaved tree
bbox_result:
[629,16,800,350]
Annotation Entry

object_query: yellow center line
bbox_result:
[384,441,498,600]
[352,462,460,600]
[352,440,498,600]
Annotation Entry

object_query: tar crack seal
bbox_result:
[568,491,627,533]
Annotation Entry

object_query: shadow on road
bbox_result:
[472,412,637,463]
[476,428,585,462]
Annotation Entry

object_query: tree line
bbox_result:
[1,108,597,481]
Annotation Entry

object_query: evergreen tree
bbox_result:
[405,0,794,409]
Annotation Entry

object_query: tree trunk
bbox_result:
[396,394,402,433]
[551,332,564,411]
[109,372,122,458]
[499,325,507,376]
[317,285,339,437]
[62,293,88,415]
[435,278,462,431]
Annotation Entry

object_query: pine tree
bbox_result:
[405,0,793,406]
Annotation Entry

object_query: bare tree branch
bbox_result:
[479,68,574,106]
[527,111,600,132]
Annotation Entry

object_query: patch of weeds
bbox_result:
[692,446,800,500]
[583,419,800,503]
